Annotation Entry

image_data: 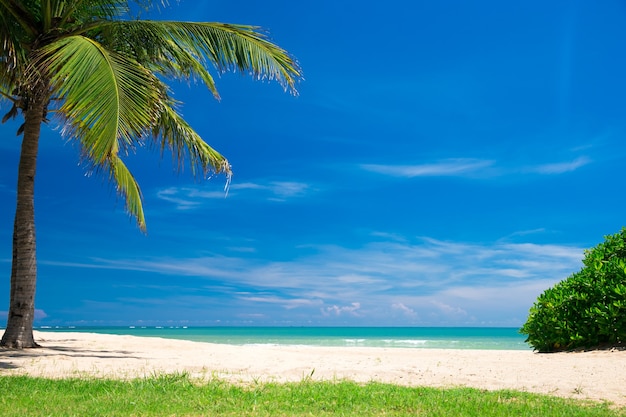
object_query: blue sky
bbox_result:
[1,0,626,327]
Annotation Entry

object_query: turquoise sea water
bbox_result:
[36,327,530,350]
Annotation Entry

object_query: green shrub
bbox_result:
[520,228,626,352]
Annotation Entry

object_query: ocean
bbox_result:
[36,326,530,350]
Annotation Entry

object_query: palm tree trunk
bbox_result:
[0,96,44,349]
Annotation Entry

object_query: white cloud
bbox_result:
[361,158,494,177]
[41,235,585,326]
[392,302,418,318]
[361,156,592,180]
[321,302,361,317]
[231,181,310,200]
[527,156,591,174]
[504,228,547,238]
[430,300,468,318]
[156,187,225,210]
[156,180,311,208]
[237,295,323,310]
[226,246,258,253]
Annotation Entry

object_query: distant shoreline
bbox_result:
[1,331,625,405]
[23,326,530,350]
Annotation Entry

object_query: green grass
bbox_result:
[0,373,624,416]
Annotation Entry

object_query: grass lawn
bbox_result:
[1,373,624,416]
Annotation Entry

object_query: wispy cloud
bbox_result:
[237,295,323,310]
[361,158,494,177]
[230,181,311,200]
[362,155,592,179]
[41,235,585,326]
[526,156,591,174]
[156,187,225,210]
[156,154,591,211]
[156,180,312,209]
[392,302,418,318]
[503,228,548,239]
[321,302,362,317]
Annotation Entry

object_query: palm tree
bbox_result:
[0,0,301,348]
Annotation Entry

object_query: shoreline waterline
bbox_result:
[28,326,530,350]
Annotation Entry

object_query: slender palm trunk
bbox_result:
[0,96,44,349]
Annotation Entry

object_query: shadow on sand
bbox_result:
[0,342,144,372]
[0,359,18,370]
[1,343,141,358]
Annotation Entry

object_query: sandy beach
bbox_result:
[1,331,625,406]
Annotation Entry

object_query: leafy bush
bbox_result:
[520,228,626,352]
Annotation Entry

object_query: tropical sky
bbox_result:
[1,0,625,327]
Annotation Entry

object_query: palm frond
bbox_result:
[35,35,162,162]
[95,20,301,95]
[0,1,30,91]
[42,0,52,31]
[57,0,129,24]
[2,2,301,231]
[0,0,39,37]
[34,33,164,229]
[0,1,32,124]
[109,154,146,231]
[153,100,232,178]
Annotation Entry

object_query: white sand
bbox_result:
[1,331,625,405]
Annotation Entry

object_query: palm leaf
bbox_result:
[95,20,301,95]
[0,1,30,95]
[6,3,302,230]
[52,0,130,25]
[109,154,146,230]
[0,0,35,126]
[34,34,164,227]
[153,100,232,179]
[0,0,39,37]
[36,34,163,161]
